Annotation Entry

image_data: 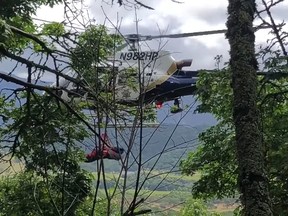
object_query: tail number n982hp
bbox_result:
[120,52,159,61]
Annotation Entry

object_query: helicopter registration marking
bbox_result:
[120,52,158,61]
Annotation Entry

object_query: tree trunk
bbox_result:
[226,0,272,215]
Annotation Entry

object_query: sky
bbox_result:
[34,0,288,69]
[1,0,288,126]
[35,0,230,69]
[30,0,288,126]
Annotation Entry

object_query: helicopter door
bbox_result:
[143,62,154,90]
[114,50,177,103]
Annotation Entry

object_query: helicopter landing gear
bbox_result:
[170,98,183,114]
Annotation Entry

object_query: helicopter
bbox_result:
[48,25,275,161]
[53,25,273,113]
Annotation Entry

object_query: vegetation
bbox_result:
[180,198,220,216]
[181,3,288,214]
[1,0,288,215]
[0,0,188,215]
[182,64,288,213]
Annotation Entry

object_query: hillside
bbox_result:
[81,124,208,172]
[0,123,237,215]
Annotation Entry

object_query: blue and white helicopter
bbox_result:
[54,31,214,113]
[54,25,272,113]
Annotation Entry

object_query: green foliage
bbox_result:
[0,17,38,54]
[41,22,65,37]
[181,70,237,200]
[0,20,12,49]
[71,25,122,73]
[0,0,62,55]
[0,170,93,216]
[0,172,51,216]
[4,94,88,170]
[180,198,220,216]
[0,0,63,22]
[180,53,288,214]
[28,22,66,51]
[75,195,119,216]
[195,69,233,122]
[0,94,93,215]
[70,25,156,123]
[181,123,237,200]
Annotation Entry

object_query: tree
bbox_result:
[180,198,220,216]
[181,43,288,216]
[0,94,93,215]
[180,69,238,200]
[0,0,62,21]
[181,62,288,214]
[226,0,273,214]
[0,0,205,215]
[181,1,288,214]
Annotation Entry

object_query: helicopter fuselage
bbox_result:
[114,50,196,103]
[143,70,198,104]
[52,50,198,107]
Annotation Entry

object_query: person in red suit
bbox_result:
[85,133,124,162]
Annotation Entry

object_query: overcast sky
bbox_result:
[34,0,288,70]
[4,0,285,78]
[32,0,288,126]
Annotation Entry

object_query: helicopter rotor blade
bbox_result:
[143,24,279,40]
[119,24,283,50]
[147,29,227,40]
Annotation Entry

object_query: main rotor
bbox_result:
[124,34,149,51]
[121,24,278,51]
